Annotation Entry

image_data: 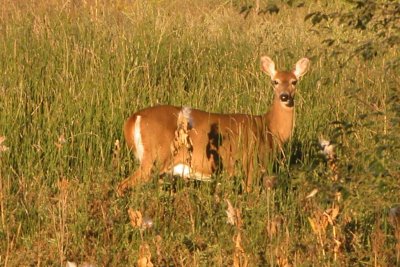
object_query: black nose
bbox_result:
[280,93,294,107]
[280,94,289,102]
[286,99,294,107]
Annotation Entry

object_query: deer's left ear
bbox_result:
[293,58,310,79]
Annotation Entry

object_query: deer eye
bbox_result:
[291,80,297,85]
[272,80,279,85]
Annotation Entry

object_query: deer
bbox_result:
[117,56,310,196]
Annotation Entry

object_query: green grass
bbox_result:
[0,0,399,266]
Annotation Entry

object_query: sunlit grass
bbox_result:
[0,0,399,266]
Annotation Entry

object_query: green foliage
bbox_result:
[303,0,400,216]
[305,0,400,65]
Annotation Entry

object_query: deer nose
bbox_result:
[286,98,294,107]
[280,93,289,102]
[280,93,294,107]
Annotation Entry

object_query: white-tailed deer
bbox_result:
[117,56,310,196]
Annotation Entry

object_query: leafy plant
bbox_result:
[305,0,400,67]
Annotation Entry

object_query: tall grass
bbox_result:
[0,0,399,266]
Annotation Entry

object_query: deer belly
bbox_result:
[171,164,212,181]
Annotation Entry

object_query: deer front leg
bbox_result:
[242,147,267,193]
[240,151,255,193]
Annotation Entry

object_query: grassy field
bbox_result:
[0,0,399,266]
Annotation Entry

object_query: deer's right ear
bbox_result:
[261,56,276,79]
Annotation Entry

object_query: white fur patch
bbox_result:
[134,115,144,162]
[172,163,191,177]
[280,101,294,109]
[181,106,193,128]
[172,164,211,181]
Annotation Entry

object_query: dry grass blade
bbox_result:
[308,217,320,235]
[226,199,236,225]
[308,209,329,257]
[112,139,121,167]
[225,199,242,228]
[324,205,340,225]
[154,235,164,265]
[371,219,385,265]
[334,239,342,255]
[233,232,248,267]
[0,136,6,145]
[266,216,283,239]
[66,262,96,267]
[276,256,291,267]
[389,207,400,230]
[305,188,318,199]
[389,207,400,262]
[263,175,277,190]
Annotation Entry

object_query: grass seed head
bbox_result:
[137,242,153,267]
[128,209,153,230]
[226,199,236,225]
[263,175,277,190]
[55,134,66,149]
[324,205,340,226]
[0,136,9,153]
[266,215,284,239]
[128,208,143,229]
[225,199,242,228]
[308,210,329,236]
[66,261,77,267]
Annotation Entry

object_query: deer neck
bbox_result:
[265,99,295,145]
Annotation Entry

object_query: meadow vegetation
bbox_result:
[0,0,399,266]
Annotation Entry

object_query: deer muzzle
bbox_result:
[279,93,294,108]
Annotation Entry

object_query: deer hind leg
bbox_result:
[242,145,262,193]
[117,157,153,196]
[117,114,154,196]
